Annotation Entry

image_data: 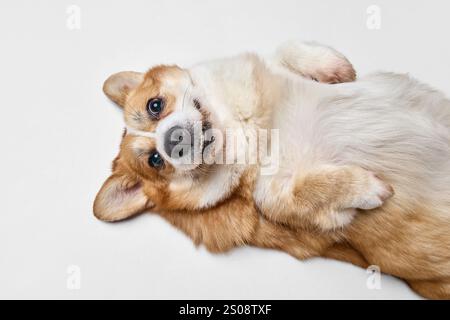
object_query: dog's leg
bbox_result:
[257,165,394,231]
[270,41,356,83]
[163,203,345,262]
[251,217,336,260]
[253,220,370,268]
[321,242,370,269]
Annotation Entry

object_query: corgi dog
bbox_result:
[94,41,450,299]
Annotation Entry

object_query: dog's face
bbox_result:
[94,63,233,222]
[116,66,218,172]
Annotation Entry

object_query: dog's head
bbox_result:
[93,55,267,222]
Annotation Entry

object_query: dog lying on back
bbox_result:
[94,41,450,299]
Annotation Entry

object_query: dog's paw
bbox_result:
[352,171,394,210]
[275,41,356,84]
[313,62,357,84]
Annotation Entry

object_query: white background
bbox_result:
[1,0,449,299]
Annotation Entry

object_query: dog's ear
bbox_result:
[103,71,144,107]
[94,173,152,222]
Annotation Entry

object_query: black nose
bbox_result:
[164,126,193,159]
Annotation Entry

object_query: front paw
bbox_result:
[351,170,394,210]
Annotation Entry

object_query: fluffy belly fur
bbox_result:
[269,72,450,214]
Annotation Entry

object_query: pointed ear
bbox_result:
[94,174,152,222]
[103,71,144,107]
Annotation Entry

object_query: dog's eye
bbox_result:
[148,151,164,169]
[147,98,164,118]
